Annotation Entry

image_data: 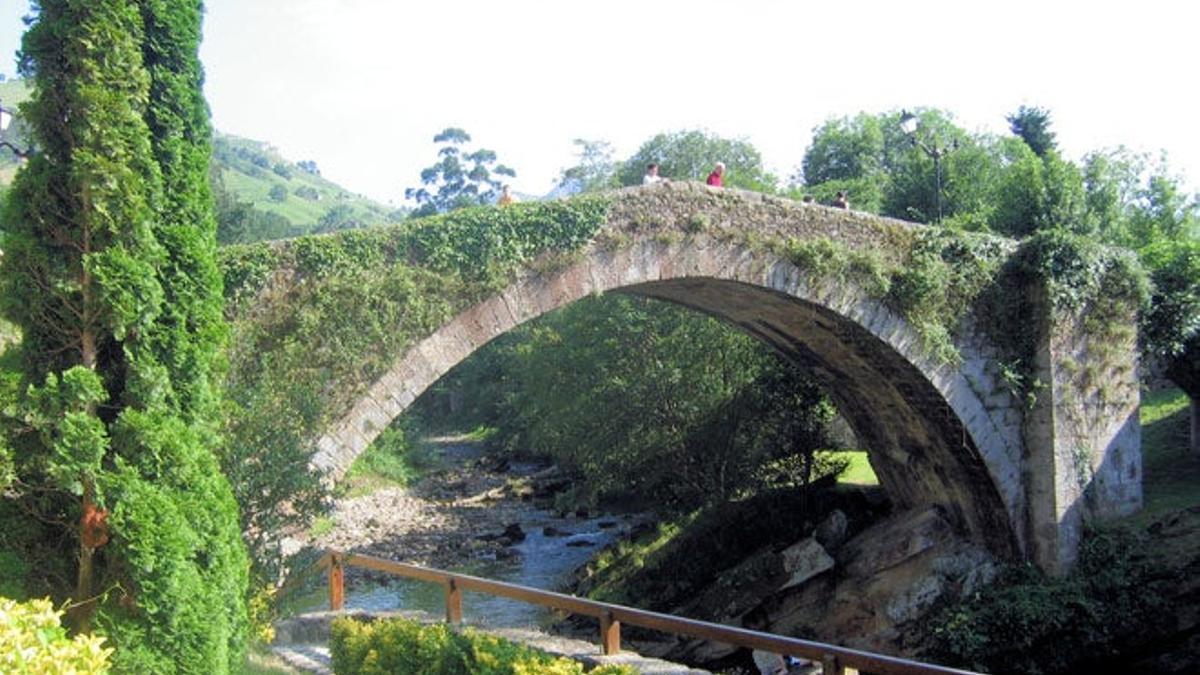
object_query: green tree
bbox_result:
[490,294,836,509]
[405,127,516,216]
[0,1,247,670]
[617,129,777,192]
[1141,241,1200,453]
[1007,105,1057,157]
[1082,148,1199,248]
[556,138,617,195]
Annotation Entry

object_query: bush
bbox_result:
[0,597,113,674]
[924,528,1173,674]
[329,615,636,675]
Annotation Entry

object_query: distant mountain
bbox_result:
[0,79,400,245]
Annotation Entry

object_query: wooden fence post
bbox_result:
[822,652,846,675]
[600,611,621,655]
[445,578,463,625]
[329,554,344,611]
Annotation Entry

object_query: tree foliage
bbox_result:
[617,129,777,191]
[0,1,247,670]
[405,127,516,216]
[1007,105,1058,158]
[476,294,838,510]
[556,138,618,195]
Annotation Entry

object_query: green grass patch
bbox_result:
[836,450,878,486]
[1124,387,1200,528]
[307,515,334,539]
[342,426,441,497]
[461,424,497,442]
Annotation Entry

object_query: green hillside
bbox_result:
[0,79,32,187]
[211,133,402,243]
[1,78,400,244]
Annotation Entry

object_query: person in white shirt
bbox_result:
[643,162,667,185]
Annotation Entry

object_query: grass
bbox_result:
[307,515,335,538]
[836,449,878,485]
[340,426,441,497]
[1124,387,1200,528]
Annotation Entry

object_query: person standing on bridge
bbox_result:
[497,184,517,206]
[706,162,725,187]
[643,162,668,185]
[831,191,849,209]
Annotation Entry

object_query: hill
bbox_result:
[0,79,32,187]
[211,133,402,243]
[0,78,400,244]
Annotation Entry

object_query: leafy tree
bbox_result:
[297,159,320,175]
[1141,241,1200,453]
[556,138,617,195]
[315,203,363,233]
[797,109,1086,235]
[268,183,287,202]
[799,113,886,186]
[0,1,247,670]
[1082,148,1199,248]
[405,127,516,216]
[617,129,777,192]
[489,294,836,509]
[1007,105,1057,157]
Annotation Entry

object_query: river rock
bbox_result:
[779,537,835,591]
[598,520,619,529]
[566,538,595,547]
[503,523,526,543]
[543,526,568,537]
[814,509,849,551]
[662,505,998,664]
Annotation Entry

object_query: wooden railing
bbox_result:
[298,549,979,675]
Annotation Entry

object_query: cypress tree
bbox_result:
[0,1,247,671]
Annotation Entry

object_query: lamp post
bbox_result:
[0,99,33,159]
[899,111,956,224]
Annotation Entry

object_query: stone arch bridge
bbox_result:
[247,182,1140,574]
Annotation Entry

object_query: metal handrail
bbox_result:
[312,548,980,675]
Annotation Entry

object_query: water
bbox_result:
[305,511,631,629]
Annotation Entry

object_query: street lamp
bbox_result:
[0,99,33,159]
[899,110,957,224]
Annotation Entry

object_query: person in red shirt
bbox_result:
[706,162,725,187]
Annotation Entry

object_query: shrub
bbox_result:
[329,615,637,675]
[0,597,113,674]
[924,527,1173,674]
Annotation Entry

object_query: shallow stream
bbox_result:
[293,510,629,629]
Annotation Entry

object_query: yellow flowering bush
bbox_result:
[0,597,113,674]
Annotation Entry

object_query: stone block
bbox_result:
[779,537,835,591]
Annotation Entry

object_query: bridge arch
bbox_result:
[302,184,1141,573]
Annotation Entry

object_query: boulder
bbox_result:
[779,537,835,591]
[814,509,848,550]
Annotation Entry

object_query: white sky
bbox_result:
[1,0,1198,206]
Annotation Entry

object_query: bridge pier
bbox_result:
[1024,286,1142,573]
